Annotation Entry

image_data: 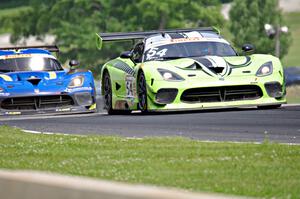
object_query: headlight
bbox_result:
[157,68,184,81]
[256,61,273,77]
[68,76,84,88]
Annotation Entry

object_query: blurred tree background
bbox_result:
[0,0,292,76]
[0,0,224,75]
[230,0,291,58]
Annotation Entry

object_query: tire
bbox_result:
[257,104,282,109]
[103,71,131,115]
[138,71,148,113]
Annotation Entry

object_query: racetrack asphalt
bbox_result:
[1,104,300,144]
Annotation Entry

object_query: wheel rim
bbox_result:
[104,73,112,110]
[138,73,147,111]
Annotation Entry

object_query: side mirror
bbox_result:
[120,51,133,59]
[242,44,255,53]
[69,60,79,67]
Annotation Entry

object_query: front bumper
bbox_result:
[146,75,286,111]
[0,92,97,116]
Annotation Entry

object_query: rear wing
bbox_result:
[0,45,59,53]
[96,27,220,49]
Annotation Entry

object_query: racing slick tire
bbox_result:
[138,71,148,114]
[103,71,131,115]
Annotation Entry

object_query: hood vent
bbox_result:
[185,62,202,70]
[27,77,42,85]
[210,67,224,74]
[193,57,226,74]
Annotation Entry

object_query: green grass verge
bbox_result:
[1,126,300,198]
[287,85,300,103]
[282,12,300,67]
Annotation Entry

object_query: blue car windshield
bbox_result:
[144,41,237,61]
[0,57,63,73]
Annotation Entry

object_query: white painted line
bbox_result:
[282,104,300,107]
[0,112,105,121]
[21,129,300,145]
[22,129,62,135]
[195,139,300,146]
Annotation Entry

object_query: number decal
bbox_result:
[125,76,136,98]
[146,47,158,60]
[146,48,168,60]
[156,49,167,57]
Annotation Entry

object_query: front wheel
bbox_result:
[138,71,148,113]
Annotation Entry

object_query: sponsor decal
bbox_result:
[5,111,21,115]
[3,54,32,59]
[56,108,71,112]
[125,75,136,99]
[170,37,202,43]
[0,93,10,96]
[65,87,92,92]
[48,72,57,80]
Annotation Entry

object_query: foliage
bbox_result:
[229,0,291,58]
[282,12,300,67]
[1,0,224,74]
[0,0,30,9]
[1,126,300,198]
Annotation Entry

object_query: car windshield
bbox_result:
[0,57,63,73]
[143,41,237,61]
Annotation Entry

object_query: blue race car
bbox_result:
[0,45,97,115]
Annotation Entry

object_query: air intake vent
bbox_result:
[181,85,263,103]
[27,77,41,85]
[1,95,74,110]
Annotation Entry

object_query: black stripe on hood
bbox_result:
[192,57,213,68]
[226,56,252,67]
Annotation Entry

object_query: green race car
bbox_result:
[97,28,286,114]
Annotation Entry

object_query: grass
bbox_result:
[1,126,300,198]
[287,85,300,103]
[282,12,300,67]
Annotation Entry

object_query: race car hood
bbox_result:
[145,54,281,78]
[0,71,66,82]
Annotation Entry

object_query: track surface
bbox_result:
[1,105,300,144]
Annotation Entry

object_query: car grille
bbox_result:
[1,95,74,110]
[181,85,263,103]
